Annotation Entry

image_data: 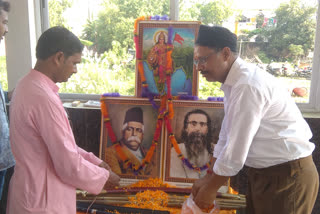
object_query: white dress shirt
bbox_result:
[213,58,314,176]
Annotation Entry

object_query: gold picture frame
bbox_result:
[100,97,163,184]
[163,100,224,186]
[135,20,201,97]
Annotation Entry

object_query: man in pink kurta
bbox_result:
[7,27,120,213]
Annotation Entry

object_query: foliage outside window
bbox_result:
[235,0,316,103]
[48,0,317,103]
[0,56,8,91]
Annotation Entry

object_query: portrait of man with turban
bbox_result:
[105,107,155,176]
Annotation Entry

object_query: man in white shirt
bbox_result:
[191,25,319,214]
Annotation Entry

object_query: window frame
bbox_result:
[299,2,320,112]
[6,0,320,113]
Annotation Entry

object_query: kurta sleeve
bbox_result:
[32,96,109,194]
[78,147,103,166]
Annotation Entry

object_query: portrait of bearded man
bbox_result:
[170,109,214,179]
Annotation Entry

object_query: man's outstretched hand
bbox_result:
[192,174,217,209]
[99,161,112,171]
[103,170,120,189]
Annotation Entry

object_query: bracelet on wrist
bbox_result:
[207,169,213,174]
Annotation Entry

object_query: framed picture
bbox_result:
[100,97,163,183]
[163,100,224,186]
[135,20,201,97]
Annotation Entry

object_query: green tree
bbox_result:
[0,56,8,91]
[179,0,235,25]
[179,0,201,21]
[82,0,169,53]
[288,44,304,61]
[59,42,136,95]
[250,0,316,61]
[270,0,316,60]
[49,0,73,28]
[198,0,234,25]
[255,11,264,28]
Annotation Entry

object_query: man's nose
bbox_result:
[4,26,8,36]
[73,65,78,73]
[195,63,203,71]
[194,125,202,131]
[131,129,138,136]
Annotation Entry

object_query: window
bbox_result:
[47,0,170,96]
[179,0,319,109]
[5,0,320,112]
[0,44,7,91]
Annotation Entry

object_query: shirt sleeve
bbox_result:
[213,84,267,176]
[33,97,109,194]
[213,117,228,158]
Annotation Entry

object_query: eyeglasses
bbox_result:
[187,121,208,128]
[193,52,215,66]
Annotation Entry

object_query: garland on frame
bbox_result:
[134,16,210,173]
[100,96,165,175]
[99,16,213,175]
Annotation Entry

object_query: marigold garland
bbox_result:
[128,177,175,188]
[126,190,169,210]
[134,16,211,173]
[100,96,162,174]
[100,16,211,175]
[133,15,174,116]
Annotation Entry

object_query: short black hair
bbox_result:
[0,0,10,15]
[36,26,84,60]
[196,25,237,53]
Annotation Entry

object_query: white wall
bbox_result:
[5,0,39,91]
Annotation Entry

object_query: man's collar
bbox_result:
[221,57,243,91]
[31,69,59,93]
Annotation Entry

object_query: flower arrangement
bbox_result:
[77,178,243,213]
[100,15,225,176]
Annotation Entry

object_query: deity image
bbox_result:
[142,27,196,96]
[147,31,174,84]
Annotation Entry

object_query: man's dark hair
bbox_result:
[36,26,84,60]
[0,0,10,15]
[182,109,213,154]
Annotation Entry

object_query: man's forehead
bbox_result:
[67,52,82,62]
[127,121,143,127]
[194,46,214,56]
[188,113,207,121]
[0,9,8,20]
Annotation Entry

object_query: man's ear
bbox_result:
[222,47,231,60]
[53,51,65,66]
